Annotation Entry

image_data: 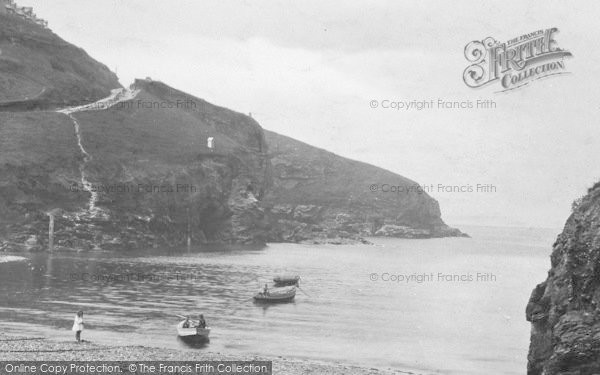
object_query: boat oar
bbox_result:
[176,314,200,324]
[297,286,312,298]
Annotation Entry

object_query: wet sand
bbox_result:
[0,333,410,375]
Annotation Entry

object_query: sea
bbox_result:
[0,225,559,374]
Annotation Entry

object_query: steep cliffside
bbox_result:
[526,183,600,374]
[0,9,463,251]
[0,13,119,108]
[262,130,465,243]
[0,79,271,250]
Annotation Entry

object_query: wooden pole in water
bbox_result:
[48,213,54,252]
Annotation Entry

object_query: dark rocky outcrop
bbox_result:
[526,183,600,374]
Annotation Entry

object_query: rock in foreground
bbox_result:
[526,182,600,374]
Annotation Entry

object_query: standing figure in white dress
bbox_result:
[72,310,84,342]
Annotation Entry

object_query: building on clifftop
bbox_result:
[0,0,48,28]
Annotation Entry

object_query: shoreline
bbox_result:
[0,333,415,375]
[0,229,471,253]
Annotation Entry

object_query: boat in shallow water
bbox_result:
[177,320,210,340]
[254,286,296,302]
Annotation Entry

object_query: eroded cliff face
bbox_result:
[526,182,600,374]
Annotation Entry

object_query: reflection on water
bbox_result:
[177,336,210,349]
[0,226,557,374]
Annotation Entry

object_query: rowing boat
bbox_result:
[254,286,296,303]
[273,275,300,286]
[176,320,210,339]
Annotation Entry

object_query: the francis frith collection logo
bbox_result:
[463,28,572,92]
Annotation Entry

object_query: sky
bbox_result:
[20,0,600,229]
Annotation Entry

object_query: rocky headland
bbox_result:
[0,11,464,252]
[262,130,466,244]
[526,182,600,374]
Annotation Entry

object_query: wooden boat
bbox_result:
[176,320,210,339]
[254,286,296,303]
[273,275,300,286]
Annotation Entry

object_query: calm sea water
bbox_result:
[0,225,558,374]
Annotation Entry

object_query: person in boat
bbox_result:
[182,316,191,328]
[263,283,269,296]
[198,314,206,329]
[72,310,84,343]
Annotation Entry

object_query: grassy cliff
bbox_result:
[0,13,119,107]
[0,10,462,251]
